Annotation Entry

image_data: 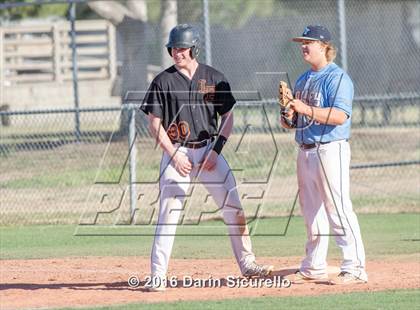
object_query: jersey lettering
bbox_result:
[178,121,191,139]
[198,79,216,102]
[167,121,191,141]
[167,123,179,141]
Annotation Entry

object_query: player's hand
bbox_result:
[202,150,218,171]
[289,99,309,114]
[172,152,193,177]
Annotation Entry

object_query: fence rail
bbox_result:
[0,19,116,85]
[0,95,419,132]
[0,102,419,225]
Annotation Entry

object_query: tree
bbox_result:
[0,0,68,21]
[160,0,177,69]
[88,0,180,136]
[209,0,278,28]
[88,0,150,136]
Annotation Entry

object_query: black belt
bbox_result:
[174,138,214,149]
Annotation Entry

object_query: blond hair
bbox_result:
[323,42,337,62]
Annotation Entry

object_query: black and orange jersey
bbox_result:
[140,64,235,143]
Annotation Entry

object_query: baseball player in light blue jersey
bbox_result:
[281,25,368,285]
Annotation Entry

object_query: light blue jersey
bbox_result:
[294,63,353,144]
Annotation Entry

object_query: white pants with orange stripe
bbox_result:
[151,141,255,278]
[297,140,368,281]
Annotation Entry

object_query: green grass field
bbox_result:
[1,117,419,309]
[1,214,419,260]
[1,214,419,310]
[56,289,420,310]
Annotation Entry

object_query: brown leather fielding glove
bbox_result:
[278,81,297,128]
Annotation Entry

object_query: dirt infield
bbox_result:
[1,255,419,310]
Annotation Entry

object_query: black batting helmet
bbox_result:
[166,24,200,58]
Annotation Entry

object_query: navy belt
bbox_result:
[300,139,348,150]
[300,141,331,149]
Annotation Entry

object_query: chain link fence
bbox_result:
[1,0,419,225]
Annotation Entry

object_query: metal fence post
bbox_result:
[52,22,62,83]
[203,0,212,66]
[69,2,81,141]
[0,27,4,106]
[128,105,138,220]
[107,23,117,82]
[337,0,348,72]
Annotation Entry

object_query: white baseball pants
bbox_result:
[151,142,255,278]
[297,140,367,281]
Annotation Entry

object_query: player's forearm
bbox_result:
[299,104,347,125]
[148,116,177,157]
[218,111,233,139]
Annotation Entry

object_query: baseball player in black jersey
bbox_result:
[140,24,273,291]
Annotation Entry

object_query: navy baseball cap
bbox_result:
[292,25,332,43]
